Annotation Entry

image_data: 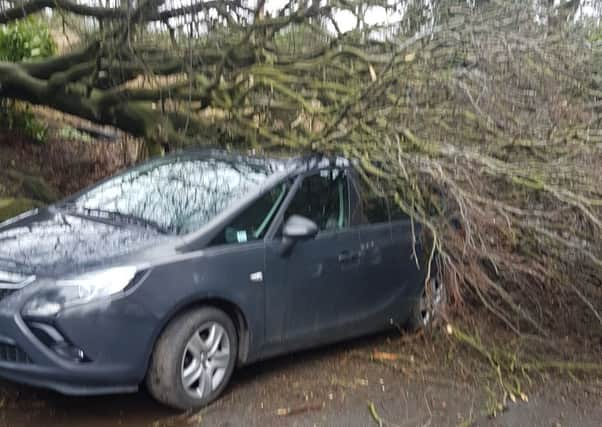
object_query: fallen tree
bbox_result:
[1,0,601,358]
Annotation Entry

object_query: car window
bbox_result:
[283,169,349,232]
[64,155,283,235]
[389,200,410,222]
[353,177,391,225]
[210,182,290,245]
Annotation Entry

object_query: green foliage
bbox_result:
[0,16,56,62]
[590,27,602,42]
[0,18,54,142]
[56,126,94,143]
[0,198,42,223]
[0,101,48,143]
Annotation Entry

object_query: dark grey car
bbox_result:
[0,149,443,410]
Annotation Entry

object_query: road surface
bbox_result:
[1,332,600,427]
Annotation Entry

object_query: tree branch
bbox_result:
[1,0,248,24]
[1,0,125,24]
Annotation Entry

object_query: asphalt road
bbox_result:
[0,332,600,427]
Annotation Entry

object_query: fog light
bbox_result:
[51,342,86,362]
[28,322,89,362]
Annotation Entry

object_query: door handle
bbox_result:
[338,251,359,263]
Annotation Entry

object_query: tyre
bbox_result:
[405,276,446,332]
[146,307,238,410]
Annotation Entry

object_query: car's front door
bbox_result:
[264,168,366,346]
[202,180,292,355]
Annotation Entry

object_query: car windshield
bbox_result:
[60,153,283,235]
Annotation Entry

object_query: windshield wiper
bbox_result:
[58,204,168,234]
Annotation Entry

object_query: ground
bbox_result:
[1,331,600,427]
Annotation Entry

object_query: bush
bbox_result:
[0,16,56,62]
[0,17,55,142]
[0,102,48,143]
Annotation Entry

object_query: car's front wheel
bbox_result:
[146,307,238,410]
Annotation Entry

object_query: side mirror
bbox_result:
[280,215,318,255]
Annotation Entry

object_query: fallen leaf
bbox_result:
[373,351,401,361]
[276,403,324,417]
[276,408,290,416]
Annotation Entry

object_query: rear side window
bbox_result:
[210,182,289,245]
[389,201,410,222]
[283,169,349,232]
[352,178,390,225]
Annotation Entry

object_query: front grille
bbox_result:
[0,343,32,364]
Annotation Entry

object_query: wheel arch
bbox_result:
[201,297,250,366]
[146,297,251,375]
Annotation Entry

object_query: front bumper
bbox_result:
[0,284,158,396]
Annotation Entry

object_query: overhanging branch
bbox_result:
[1,0,248,24]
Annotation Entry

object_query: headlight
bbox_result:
[22,266,139,318]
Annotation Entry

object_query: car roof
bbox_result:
[169,147,351,174]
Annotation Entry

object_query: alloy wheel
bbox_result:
[180,322,231,399]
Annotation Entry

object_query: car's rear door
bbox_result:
[349,173,423,326]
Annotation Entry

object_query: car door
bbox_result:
[388,196,427,305]
[349,173,423,325]
[201,180,292,355]
[264,168,365,347]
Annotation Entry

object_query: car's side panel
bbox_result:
[390,220,428,303]
[53,290,162,387]
[258,166,401,358]
[347,167,426,327]
[124,243,268,372]
[356,223,403,319]
[354,221,424,326]
[263,228,363,346]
